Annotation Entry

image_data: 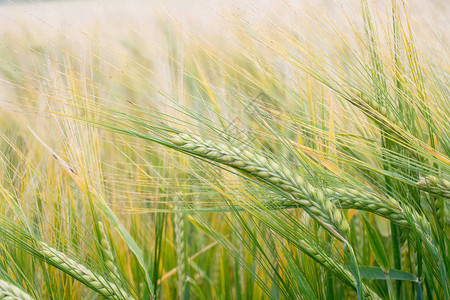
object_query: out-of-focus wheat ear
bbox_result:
[401,241,412,273]
[349,90,405,130]
[174,203,187,299]
[417,175,450,198]
[0,279,33,300]
[97,221,120,281]
[351,213,363,259]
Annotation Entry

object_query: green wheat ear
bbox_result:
[0,279,33,300]
[39,242,135,300]
[97,221,120,281]
[169,133,440,261]
[171,133,410,226]
[417,175,450,198]
[170,133,350,240]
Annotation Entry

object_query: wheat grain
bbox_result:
[418,175,448,228]
[434,197,446,228]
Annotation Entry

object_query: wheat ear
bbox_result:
[174,204,186,299]
[39,242,134,300]
[97,221,120,281]
[169,134,439,263]
[417,175,450,198]
[170,134,422,227]
[170,133,349,240]
[170,133,412,230]
[297,240,380,300]
[349,91,405,130]
[0,279,33,300]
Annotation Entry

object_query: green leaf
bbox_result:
[358,266,419,282]
[361,214,390,271]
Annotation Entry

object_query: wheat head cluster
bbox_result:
[0,0,448,299]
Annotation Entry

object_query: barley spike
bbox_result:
[0,279,33,300]
[170,133,350,240]
[39,242,134,300]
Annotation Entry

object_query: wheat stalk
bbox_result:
[0,279,33,300]
[39,242,134,300]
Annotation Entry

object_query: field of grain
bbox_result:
[0,0,448,299]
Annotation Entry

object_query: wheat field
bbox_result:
[0,0,448,299]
